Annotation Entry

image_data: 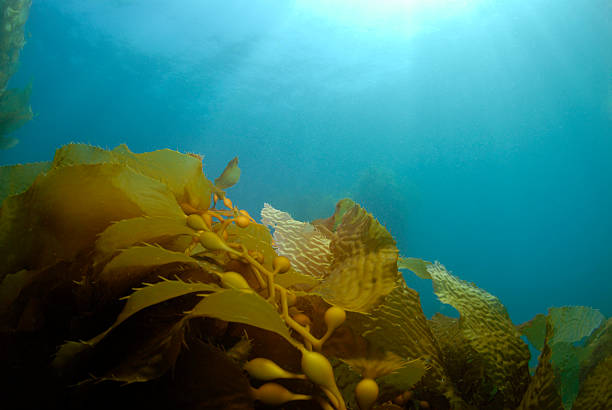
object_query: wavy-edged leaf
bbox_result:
[426,262,530,408]
[261,203,332,278]
[316,202,399,312]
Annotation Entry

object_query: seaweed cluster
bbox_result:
[0,144,609,410]
[0,0,32,149]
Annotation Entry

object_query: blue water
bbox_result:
[3,0,611,325]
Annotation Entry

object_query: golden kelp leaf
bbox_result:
[572,355,612,410]
[398,257,432,279]
[53,144,213,210]
[114,166,184,218]
[274,269,321,290]
[95,216,195,261]
[225,213,321,289]
[343,352,428,391]
[517,342,563,410]
[0,163,181,280]
[429,313,493,406]
[111,280,220,332]
[426,262,530,407]
[345,280,460,405]
[214,157,240,190]
[98,245,203,294]
[378,358,429,392]
[188,289,295,346]
[0,161,51,204]
[261,203,332,278]
[316,203,399,312]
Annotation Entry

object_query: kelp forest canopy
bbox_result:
[0,143,609,410]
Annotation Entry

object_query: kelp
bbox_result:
[214,156,241,190]
[0,163,182,280]
[0,160,51,203]
[425,261,531,408]
[0,0,33,147]
[519,307,608,409]
[94,216,195,262]
[52,143,214,210]
[0,143,609,410]
[341,279,465,408]
[263,200,399,313]
[262,202,332,278]
[0,84,33,146]
[188,289,296,346]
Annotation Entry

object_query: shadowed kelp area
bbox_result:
[0,144,609,409]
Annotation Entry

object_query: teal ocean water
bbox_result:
[3,0,611,326]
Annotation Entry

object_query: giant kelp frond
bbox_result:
[343,351,429,390]
[342,279,464,407]
[94,216,195,262]
[398,256,432,279]
[0,163,173,279]
[214,156,241,190]
[1,143,608,409]
[316,200,400,313]
[517,342,563,410]
[425,262,531,408]
[188,289,296,346]
[0,84,33,146]
[572,355,612,409]
[98,245,204,294]
[261,202,332,278]
[519,307,608,409]
[263,201,400,313]
[0,0,33,146]
[52,143,213,210]
[55,279,221,353]
[0,160,51,204]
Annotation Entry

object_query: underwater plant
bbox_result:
[0,143,609,409]
[0,0,33,148]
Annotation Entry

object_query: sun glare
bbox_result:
[294,0,477,36]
